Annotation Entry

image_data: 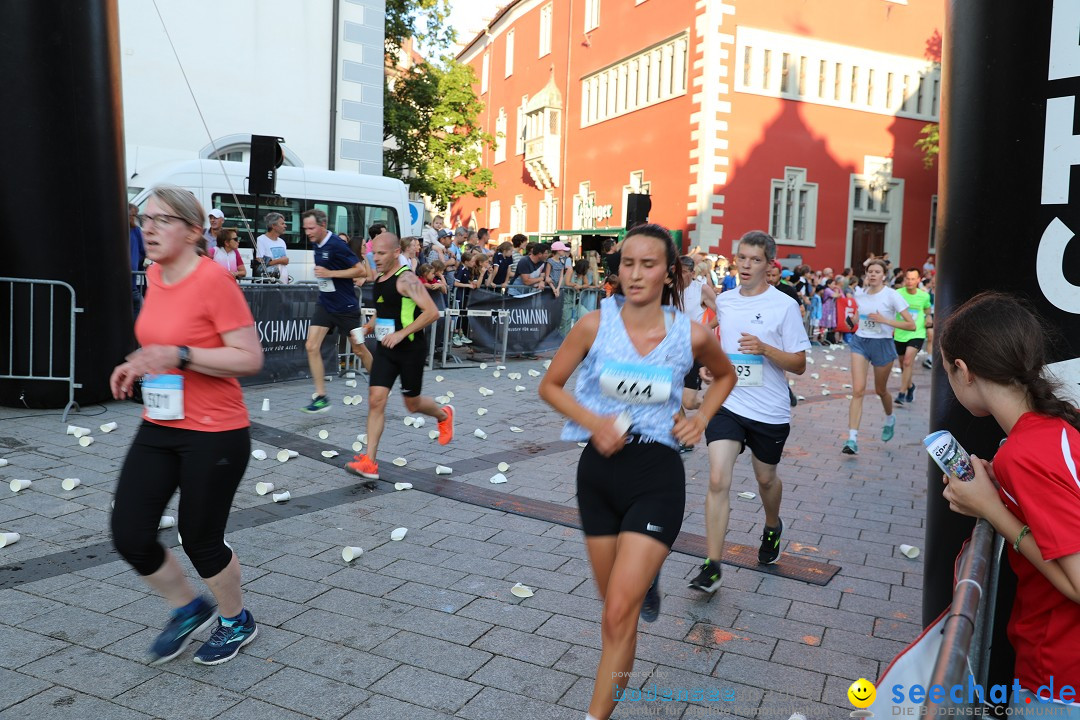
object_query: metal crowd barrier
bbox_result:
[924,518,1001,716]
[0,277,83,422]
[560,287,603,327]
[439,308,510,368]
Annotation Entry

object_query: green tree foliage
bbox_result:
[916,123,939,169]
[383,0,496,205]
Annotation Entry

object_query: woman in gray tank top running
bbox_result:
[539,224,736,720]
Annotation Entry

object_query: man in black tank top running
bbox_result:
[346,233,454,481]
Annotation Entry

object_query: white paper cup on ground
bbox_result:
[0,533,19,548]
[435,375,444,382]
[318,430,329,440]
[346,371,356,379]
[413,418,425,428]
[899,544,921,559]
[345,380,357,387]
[261,399,270,412]
[287,450,299,458]
[0,459,7,467]
[514,385,526,392]
[390,527,408,541]
[342,546,364,562]
[321,450,339,458]
[61,478,81,491]
[255,482,275,496]
[351,395,363,405]
[100,422,118,433]
[528,369,541,377]
[497,462,510,472]
[493,371,501,378]
[404,417,416,426]
[510,582,534,598]
[435,465,452,475]
[479,363,488,369]
[477,408,487,416]
[489,473,508,484]
[10,479,31,493]
[392,457,407,466]
[445,391,454,398]
[428,430,439,440]
[352,441,364,452]
[78,436,94,447]
[66,425,90,437]
[276,450,291,462]
[344,396,353,405]
[158,515,176,529]
[474,429,488,439]
[272,491,291,503]
[394,482,413,490]
[252,449,267,460]
[737,491,757,500]
[509,427,523,433]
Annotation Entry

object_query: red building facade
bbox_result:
[451,0,942,270]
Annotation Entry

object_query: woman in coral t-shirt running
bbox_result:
[110,185,263,666]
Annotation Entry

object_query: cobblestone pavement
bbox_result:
[0,345,933,719]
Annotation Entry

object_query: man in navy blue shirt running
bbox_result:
[301,208,369,413]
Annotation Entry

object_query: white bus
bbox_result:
[128,159,411,282]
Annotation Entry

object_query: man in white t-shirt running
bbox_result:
[256,212,290,283]
[688,230,810,594]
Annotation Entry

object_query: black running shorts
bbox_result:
[370,343,426,397]
[683,360,703,391]
[576,438,685,548]
[704,406,790,466]
[311,305,361,337]
[893,338,925,356]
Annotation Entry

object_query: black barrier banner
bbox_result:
[241,285,338,386]
[466,289,565,354]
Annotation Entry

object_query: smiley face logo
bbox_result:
[848,678,876,709]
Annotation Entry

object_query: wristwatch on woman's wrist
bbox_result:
[177,346,191,370]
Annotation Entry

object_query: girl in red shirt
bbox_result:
[110,185,264,666]
[940,292,1080,715]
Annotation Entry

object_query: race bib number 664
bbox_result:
[599,362,672,405]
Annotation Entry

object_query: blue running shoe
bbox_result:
[906,383,916,404]
[149,596,216,665]
[882,422,895,442]
[193,611,258,665]
[842,439,858,455]
[640,572,661,622]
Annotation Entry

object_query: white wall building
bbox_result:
[118,0,385,184]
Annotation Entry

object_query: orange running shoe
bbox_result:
[345,453,379,479]
[438,405,455,445]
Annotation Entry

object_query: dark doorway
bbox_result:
[851,220,886,267]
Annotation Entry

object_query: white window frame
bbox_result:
[505,29,515,78]
[539,4,553,58]
[516,96,528,155]
[489,201,501,230]
[481,53,490,94]
[585,0,600,33]
[735,26,940,122]
[539,190,558,233]
[510,195,527,235]
[581,32,689,127]
[768,167,818,247]
[494,108,507,164]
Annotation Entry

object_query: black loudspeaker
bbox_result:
[626,193,651,229]
[248,135,284,195]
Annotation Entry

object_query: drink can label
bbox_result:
[924,430,975,482]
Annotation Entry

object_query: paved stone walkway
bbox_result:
[0,346,932,719]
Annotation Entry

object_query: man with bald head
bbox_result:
[345,233,454,481]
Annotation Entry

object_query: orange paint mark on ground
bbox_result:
[789,542,819,553]
[803,635,821,646]
[893,611,909,620]
[712,628,737,644]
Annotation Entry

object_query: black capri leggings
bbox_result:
[111,422,249,578]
